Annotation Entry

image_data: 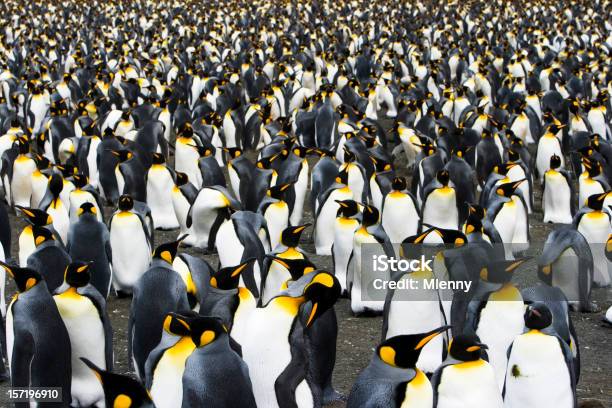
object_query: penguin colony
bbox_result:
[0,0,610,406]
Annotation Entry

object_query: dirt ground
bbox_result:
[0,155,610,407]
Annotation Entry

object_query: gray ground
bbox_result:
[0,153,610,407]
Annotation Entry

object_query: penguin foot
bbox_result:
[578,302,601,313]
[0,371,9,383]
[322,388,345,405]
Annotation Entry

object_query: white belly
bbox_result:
[422,189,458,230]
[437,361,503,408]
[504,332,573,408]
[146,167,179,230]
[289,165,308,226]
[171,188,195,245]
[476,301,525,390]
[382,194,419,243]
[265,202,289,250]
[386,294,444,373]
[54,293,106,407]
[542,172,572,224]
[315,188,353,255]
[332,219,359,293]
[110,215,151,291]
[175,144,202,189]
[215,220,244,267]
[47,200,70,243]
[12,158,36,207]
[231,306,296,408]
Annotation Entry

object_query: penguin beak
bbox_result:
[0,261,14,278]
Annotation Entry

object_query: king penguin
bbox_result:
[147,152,179,230]
[538,227,597,312]
[348,327,451,408]
[421,170,459,231]
[129,238,191,380]
[260,224,312,304]
[108,194,152,295]
[486,180,530,258]
[15,206,57,266]
[38,172,70,243]
[332,199,361,296]
[382,176,420,243]
[572,193,611,287]
[258,183,292,250]
[348,203,395,316]
[464,258,530,390]
[542,154,575,224]
[82,358,154,407]
[314,169,354,255]
[230,271,341,408]
[146,313,257,408]
[503,303,577,408]
[0,261,72,404]
[53,261,113,408]
[432,334,503,408]
[171,172,198,246]
[67,202,113,299]
[27,225,72,293]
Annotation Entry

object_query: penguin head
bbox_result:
[162,312,196,337]
[548,123,566,135]
[118,194,134,211]
[430,227,467,246]
[549,154,562,170]
[391,176,407,192]
[16,137,30,154]
[174,172,190,186]
[360,203,380,227]
[507,148,521,162]
[72,173,88,189]
[480,258,530,283]
[299,271,341,327]
[151,153,165,165]
[370,155,392,173]
[64,261,92,288]
[152,236,187,264]
[32,225,55,246]
[448,334,487,362]
[524,303,553,330]
[256,152,282,169]
[280,224,310,248]
[464,214,483,235]
[585,192,606,211]
[436,169,450,186]
[81,358,153,408]
[33,152,51,170]
[268,255,317,282]
[267,183,291,200]
[15,206,53,226]
[189,316,228,348]
[210,259,255,290]
[335,199,359,218]
[467,204,486,220]
[78,202,98,217]
[110,149,133,162]
[377,326,451,368]
[178,122,194,138]
[223,147,243,160]
[335,168,349,185]
[0,262,42,293]
[495,179,525,198]
[343,147,356,163]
